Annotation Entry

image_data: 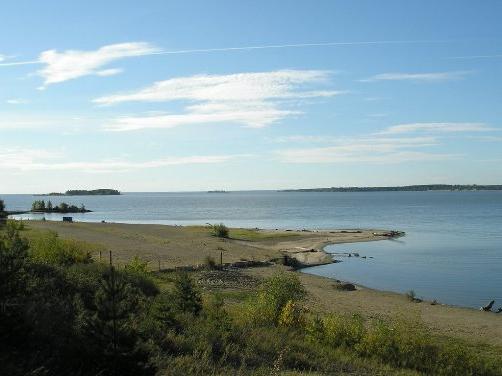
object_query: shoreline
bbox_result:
[15,220,502,346]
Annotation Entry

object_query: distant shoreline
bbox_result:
[280,184,502,192]
[35,189,121,196]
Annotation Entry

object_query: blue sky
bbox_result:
[1,0,501,193]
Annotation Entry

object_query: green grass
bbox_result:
[229,228,301,242]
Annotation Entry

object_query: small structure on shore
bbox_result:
[63,216,73,223]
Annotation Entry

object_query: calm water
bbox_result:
[3,191,502,308]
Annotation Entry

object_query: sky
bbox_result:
[1,0,501,193]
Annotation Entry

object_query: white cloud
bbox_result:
[275,135,453,163]
[0,148,243,173]
[381,122,494,134]
[0,115,92,130]
[6,98,29,105]
[37,42,159,86]
[95,68,123,76]
[360,71,471,82]
[95,70,341,130]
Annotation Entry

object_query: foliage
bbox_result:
[125,255,150,274]
[210,222,229,238]
[172,272,202,316]
[31,199,88,213]
[204,254,218,269]
[29,230,93,265]
[247,272,306,326]
[0,199,7,221]
[0,226,501,376]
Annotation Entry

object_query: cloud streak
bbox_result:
[0,148,243,173]
[361,71,471,83]
[97,70,341,131]
[381,122,494,134]
[276,135,454,164]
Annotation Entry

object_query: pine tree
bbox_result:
[82,265,149,375]
[172,272,202,316]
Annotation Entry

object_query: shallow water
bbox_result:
[3,190,502,308]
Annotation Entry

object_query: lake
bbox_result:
[3,190,502,308]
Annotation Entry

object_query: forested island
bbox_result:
[39,189,121,196]
[31,200,91,213]
[281,184,502,192]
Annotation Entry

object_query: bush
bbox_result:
[247,272,306,326]
[172,272,202,316]
[29,231,94,265]
[204,255,218,269]
[211,223,229,238]
[125,255,149,274]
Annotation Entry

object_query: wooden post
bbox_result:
[158,259,161,272]
[99,250,102,262]
[109,250,113,267]
[220,251,223,267]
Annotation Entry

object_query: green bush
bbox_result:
[246,272,306,326]
[172,272,202,316]
[211,223,229,238]
[29,231,94,265]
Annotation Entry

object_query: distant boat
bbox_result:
[207,190,229,193]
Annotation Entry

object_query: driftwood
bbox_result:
[496,308,502,314]
[480,300,495,312]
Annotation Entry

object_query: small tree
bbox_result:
[172,272,202,316]
[211,223,229,238]
[0,199,7,225]
[250,272,306,325]
[47,200,53,211]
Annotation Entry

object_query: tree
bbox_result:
[0,199,7,225]
[172,272,202,316]
[250,272,306,325]
[47,200,53,211]
[82,267,149,375]
[211,223,229,238]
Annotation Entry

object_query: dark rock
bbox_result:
[335,283,356,291]
[480,300,495,312]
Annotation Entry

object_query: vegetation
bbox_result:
[282,184,502,192]
[210,222,229,238]
[31,199,91,213]
[65,189,121,196]
[0,201,501,375]
[39,189,121,196]
[0,199,6,222]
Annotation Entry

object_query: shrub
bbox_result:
[323,314,365,348]
[172,272,202,316]
[204,255,218,269]
[125,255,149,274]
[247,272,306,326]
[29,231,93,265]
[278,300,305,327]
[211,223,229,238]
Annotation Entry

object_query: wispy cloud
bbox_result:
[380,122,494,134]
[276,135,453,164]
[0,38,453,68]
[96,70,341,131]
[0,148,244,172]
[360,71,471,83]
[6,98,29,105]
[36,42,159,87]
[446,54,502,60]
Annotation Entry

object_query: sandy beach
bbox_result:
[23,220,502,350]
